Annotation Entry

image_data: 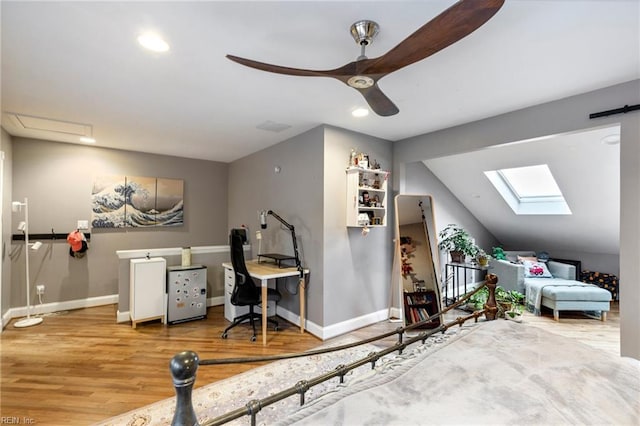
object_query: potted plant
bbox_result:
[463,286,524,320]
[438,224,478,263]
[504,290,525,322]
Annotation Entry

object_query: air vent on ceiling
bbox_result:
[5,113,92,137]
[256,120,291,133]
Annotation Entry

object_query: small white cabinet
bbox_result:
[346,167,389,227]
[130,257,167,328]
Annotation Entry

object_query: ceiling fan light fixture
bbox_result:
[347,75,374,89]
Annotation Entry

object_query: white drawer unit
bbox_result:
[130,257,167,328]
[224,265,275,322]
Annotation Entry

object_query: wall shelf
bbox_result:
[346,167,389,227]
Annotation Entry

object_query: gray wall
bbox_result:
[1,128,13,320]
[323,126,393,326]
[228,125,394,330]
[393,80,640,359]
[11,138,228,308]
[228,126,324,320]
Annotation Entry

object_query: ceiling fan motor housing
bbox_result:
[350,20,379,46]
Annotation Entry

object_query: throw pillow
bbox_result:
[518,255,539,263]
[522,260,553,278]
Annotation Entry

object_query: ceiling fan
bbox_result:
[227,0,505,117]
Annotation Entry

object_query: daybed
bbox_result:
[490,251,612,321]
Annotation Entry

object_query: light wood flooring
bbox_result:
[0,302,619,425]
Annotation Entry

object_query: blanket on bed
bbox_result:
[282,320,640,426]
[525,278,595,315]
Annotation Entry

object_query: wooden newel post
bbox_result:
[170,351,200,426]
[484,273,499,321]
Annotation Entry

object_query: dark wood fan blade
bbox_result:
[362,0,505,75]
[358,84,399,117]
[226,54,347,78]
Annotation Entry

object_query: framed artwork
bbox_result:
[91,175,184,228]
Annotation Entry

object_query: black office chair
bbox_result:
[221,229,281,342]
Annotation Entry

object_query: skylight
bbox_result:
[484,164,571,215]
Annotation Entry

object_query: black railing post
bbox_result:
[170,351,200,426]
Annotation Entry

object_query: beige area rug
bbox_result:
[95,323,478,426]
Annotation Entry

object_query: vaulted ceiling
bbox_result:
[2,1,638,162]
[424,125,621,255]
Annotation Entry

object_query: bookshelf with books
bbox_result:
[403,290,440,329]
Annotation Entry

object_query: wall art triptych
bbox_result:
[91,175,184,228]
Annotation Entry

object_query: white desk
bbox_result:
[222,260,309,346]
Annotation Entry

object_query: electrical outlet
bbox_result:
[36,285,45,295]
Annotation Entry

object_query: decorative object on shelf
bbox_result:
[357,213,370,226]
[492,246,507,260]
[181,247,192,267]
[349,148,358,168]
[12,198,44,328]
[437,224,478,263]
[476,249,491,267]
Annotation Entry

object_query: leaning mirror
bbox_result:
[393,194,443,329]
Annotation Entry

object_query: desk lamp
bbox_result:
[258,210,303,277]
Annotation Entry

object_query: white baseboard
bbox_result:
[3,293,393,342]
[2,294,119,329]
[315,308,390,340]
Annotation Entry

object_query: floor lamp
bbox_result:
[12,198,43,328]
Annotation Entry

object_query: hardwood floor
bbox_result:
[0,302,620,424]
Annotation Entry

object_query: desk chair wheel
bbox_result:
[250,335,256,342]
[221,332,228,339]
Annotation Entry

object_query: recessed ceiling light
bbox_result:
[352,108,369,118]
[601,134,620,145]
[80,137,96,144]
[137,32,170,53]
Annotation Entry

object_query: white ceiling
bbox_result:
[1,1,638,163]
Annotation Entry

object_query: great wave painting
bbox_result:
[91,175,184,228]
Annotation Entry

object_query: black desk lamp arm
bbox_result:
[267,210,303,277]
